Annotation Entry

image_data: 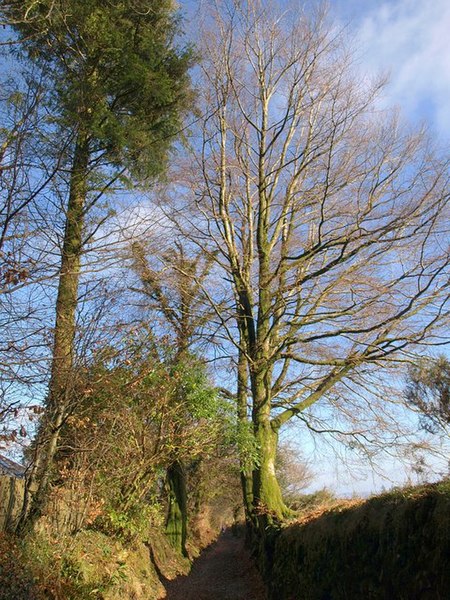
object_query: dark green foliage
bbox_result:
[263,481,450,600]
[2,0,192,180]
[406,356,450,433]
[165,460,187,556]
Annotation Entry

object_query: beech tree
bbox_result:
[182,0,450,524]
[0,0,192,530]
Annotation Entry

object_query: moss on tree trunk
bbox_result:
[165,460,188,556]
[252,412,290,524]
[17,134,89,533]
[251,370,290,525]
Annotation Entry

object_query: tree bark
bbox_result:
[165,460,188,556]
[237,347,254,524]
[17,132,89,533]
[252,402,289,524]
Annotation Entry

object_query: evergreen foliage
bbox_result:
[0,0,193,532]
[2,0,192,179]
[406,356,450,433]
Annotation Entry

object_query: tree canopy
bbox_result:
[177,0,450,521]
[1,0,192,179]
[0,0,448,546]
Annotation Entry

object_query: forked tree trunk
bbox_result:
[17,133,89,533]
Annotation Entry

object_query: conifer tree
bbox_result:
[0,0,192,531]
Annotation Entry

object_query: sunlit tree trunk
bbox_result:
[251,366,290,524]
[17,132,89,532]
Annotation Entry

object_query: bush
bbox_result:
[289,488,337,512]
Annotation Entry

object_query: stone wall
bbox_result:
[0,475,25,531]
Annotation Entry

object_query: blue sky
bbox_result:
[337,0,450,139]
[179,0,450,496]
[181,0,450,141]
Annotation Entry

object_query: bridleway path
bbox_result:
[158,530,268,600]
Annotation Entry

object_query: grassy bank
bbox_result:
[0,524,194,600]
[264,481,450,600]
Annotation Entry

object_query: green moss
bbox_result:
[263,481,450,600]
[0,523,195,600]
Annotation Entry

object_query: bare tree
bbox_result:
[0,74,61,447]
[180,0,450,523]
[275,440,313,504]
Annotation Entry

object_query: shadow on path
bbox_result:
[158,530,267,600]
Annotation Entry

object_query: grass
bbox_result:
[264,480,450,600]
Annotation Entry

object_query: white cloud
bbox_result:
[354,0,450,139]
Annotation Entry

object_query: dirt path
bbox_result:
[158,530,268,600]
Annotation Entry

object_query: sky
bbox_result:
[314,0,450,494]
[181,0,450,142]
[334,0,450,140]
[318,0,450,493]
[180,0,450,496]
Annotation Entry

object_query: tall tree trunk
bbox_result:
[250,162,289,522]
[251,372,289,525]
[165,460,188,556]
[17,133,89,533]
[237,347,253,524]
[164,341,190,555]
